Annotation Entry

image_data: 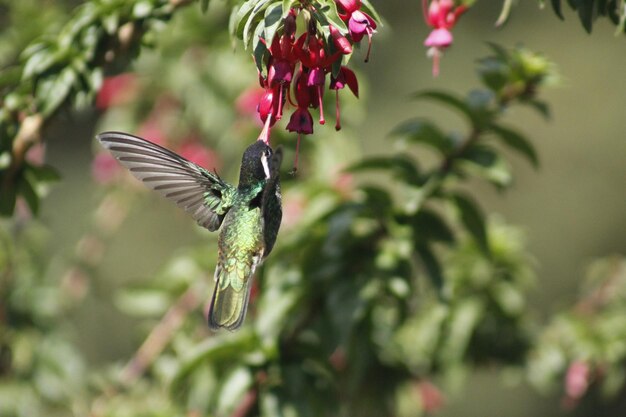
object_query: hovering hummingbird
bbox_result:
[96,132,282,331]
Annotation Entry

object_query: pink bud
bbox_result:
[330,25,353,54]
[565,361,591,400]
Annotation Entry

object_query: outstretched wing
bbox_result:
[97,131,235,231]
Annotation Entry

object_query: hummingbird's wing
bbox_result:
[261,146,283,256]
[97,131,236,231]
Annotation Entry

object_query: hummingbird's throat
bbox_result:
[261,154,271,180]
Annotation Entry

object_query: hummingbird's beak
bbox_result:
[261,154,271,180]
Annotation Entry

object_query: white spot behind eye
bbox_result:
[261,153,271,179]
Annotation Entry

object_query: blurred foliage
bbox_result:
[1,1,626,417]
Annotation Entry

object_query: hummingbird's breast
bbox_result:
[218,193,266,268]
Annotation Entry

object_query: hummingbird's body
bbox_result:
[96,132,282,331]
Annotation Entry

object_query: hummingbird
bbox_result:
[96,132,282,331]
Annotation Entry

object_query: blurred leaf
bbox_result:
[361,0,383,24]
[36,67,76,116]
[551,0,564,19]
[397,208,454,244]
[459,145,512,187]
[489,123,539,167]
[216,366,254,416]
[413,90,479,128]
[450,193,489,255]
[391,119,453,154]
[524,99,551,119]
[26,164,61,183]
[346,154,420,185]
[115,289,171,317]
[18,174,39,216]
[171,329,258,391]
[360,185,393,217]
[416,244,444,292]
[200,0,211,13]
[576,0,595,32]
[0,182,17,216]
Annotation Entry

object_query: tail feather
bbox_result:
[207,267,254,331]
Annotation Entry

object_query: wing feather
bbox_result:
[97,131,235,231]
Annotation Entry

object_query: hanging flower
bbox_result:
[422,0,468,76]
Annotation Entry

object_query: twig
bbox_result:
[119,282,205,385]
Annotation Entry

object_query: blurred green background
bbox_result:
[19,1,626,415]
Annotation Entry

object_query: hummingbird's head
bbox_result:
[238,140,274,186]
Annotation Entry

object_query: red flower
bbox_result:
[330,66,359,131]
[286,107,314,134]
[422,0,468,76]
[335,0,377,62]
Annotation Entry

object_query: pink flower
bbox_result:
[415,380,445,413]
[422,0,468,76]
[92,152,121,184]
[96,73,138,110]
[565,361,591,400]
[178,141,220,170]
[424,27,453,48]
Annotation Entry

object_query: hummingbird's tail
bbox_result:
[207,265,255,331]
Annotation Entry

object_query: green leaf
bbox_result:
[524,99,551,120]
[551,0,564,19]
[282,0,296,19]
[313,0,348,31]
[450,193,489,255]
[243,0,273,49]
[200,0,211,13]
[416,244,444,292]
[361,0,383,24]
[0,182,17,216]
[216,367,254,416]
[391,119,453,153]
[26,164,61,183]
[233,0,259,40]
[576,0,595,32]
[37,67,77,116]
[253,20,268,75]
[19,174,39,216]
[170,329,258,391]
[360,186,393,216]
[459,145,512,188]
[413,90,480,128]
[264,3,283,46]
[347,155,420,185]
[402,208,455,244]
[489,123,539,167]
[22,48,57,80]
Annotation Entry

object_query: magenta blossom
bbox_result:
[422,0,467,76]
[286,107,314,135]
[330,66,359,131]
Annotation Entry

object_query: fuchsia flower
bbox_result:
[330,66,359,131]
[251,3,378,154]
[336,0,377,62]
[422,0,467,76]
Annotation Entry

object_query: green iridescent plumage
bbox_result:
[97,132,282,331]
